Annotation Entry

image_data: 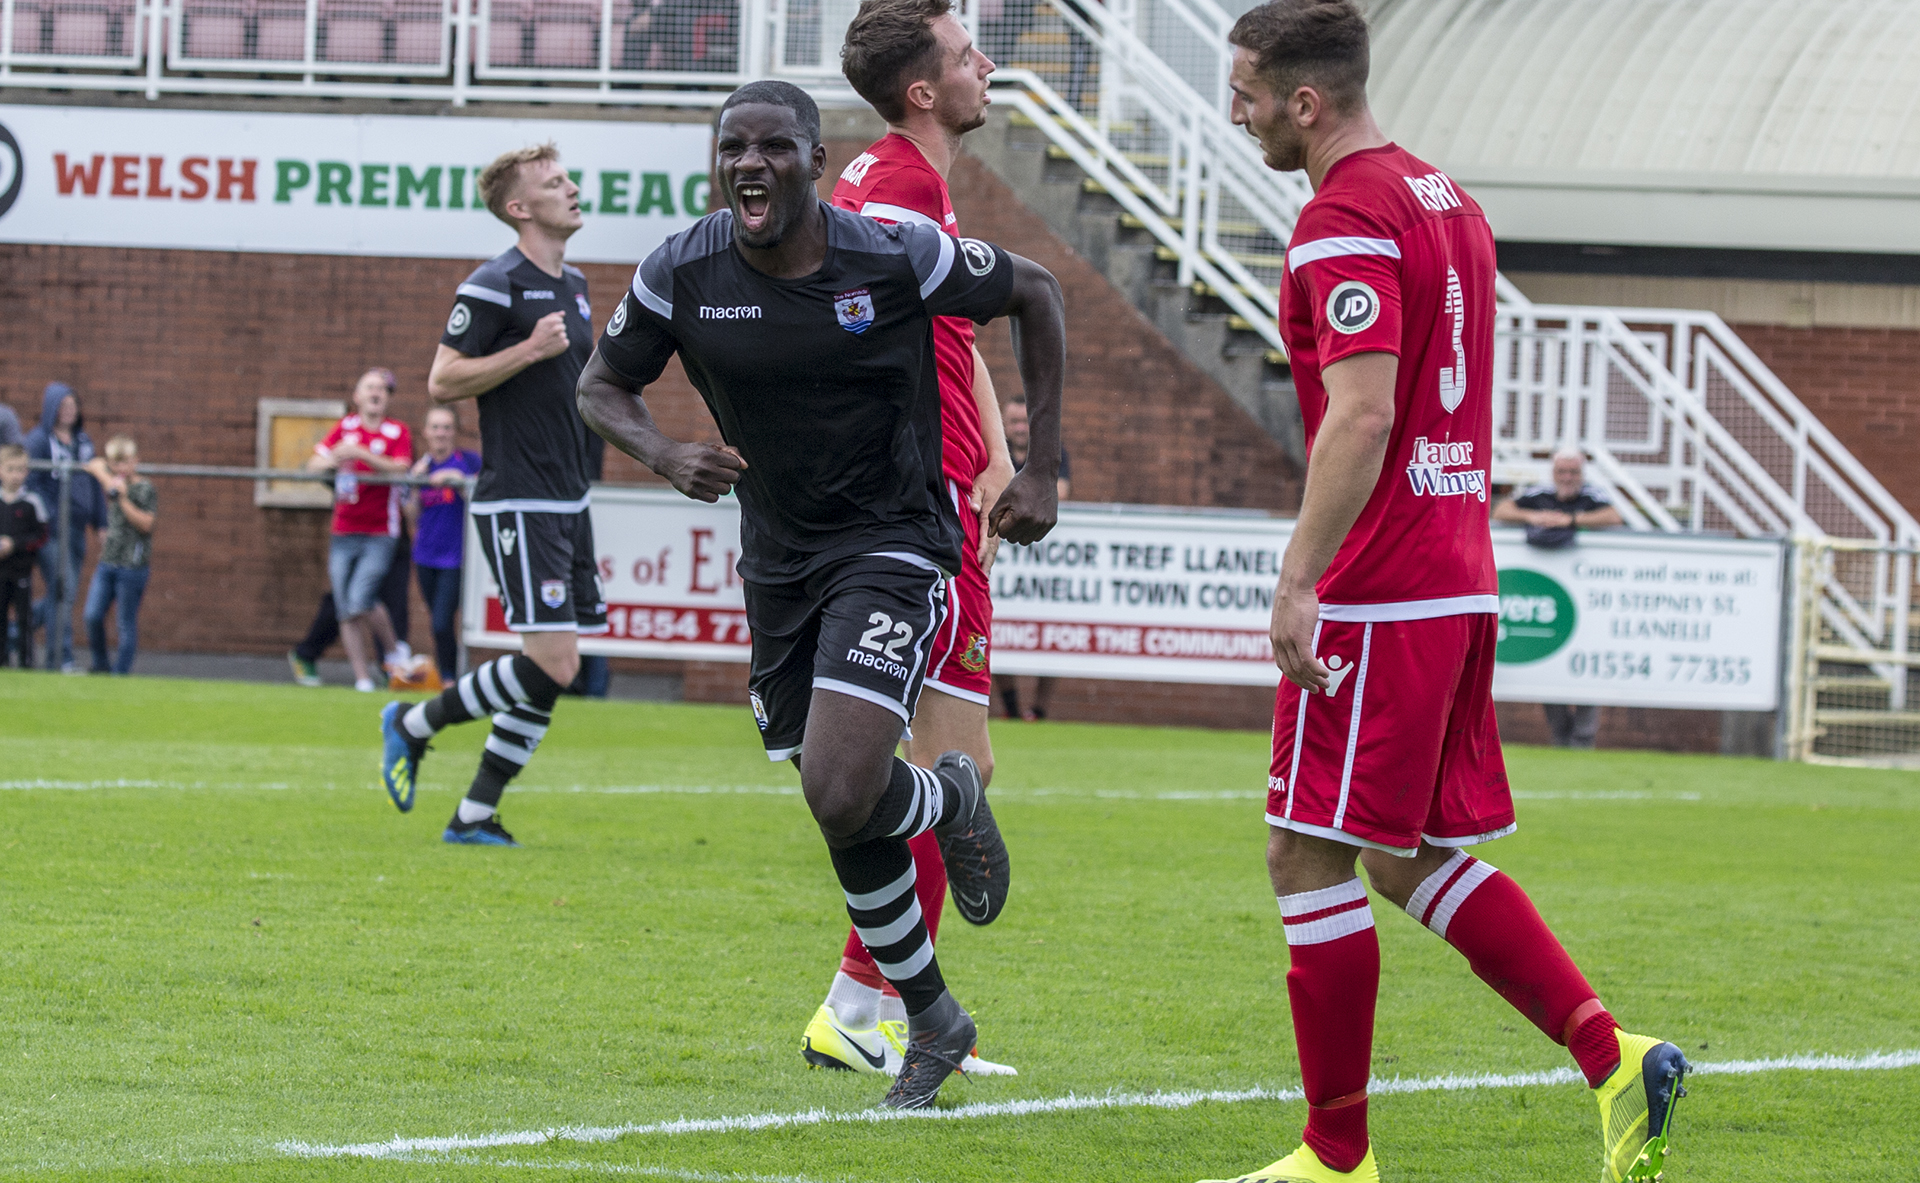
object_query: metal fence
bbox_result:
[1785,536,1920,766]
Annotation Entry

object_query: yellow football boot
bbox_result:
[1198,1143,1379,1183]
[1595,1030,1691,1182]
[799,1003,905,1074]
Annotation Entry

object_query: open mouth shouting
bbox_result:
[737,183,772,233]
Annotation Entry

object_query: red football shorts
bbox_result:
[1267,612,1514,856]
[922,479,993,704]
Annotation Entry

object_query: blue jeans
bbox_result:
[32,523,88,670]
[328,533,396,619]
[85,563,150,674]
[415,563,463,680]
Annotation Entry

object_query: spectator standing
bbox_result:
[994,395,1072,720]
[1494,447,1625,748]
[0,399,22,448]
[24,382,105,672]
[0,444,49,668]
[407,406,481,683]
[307,369,414,692]
[82,436,157,675]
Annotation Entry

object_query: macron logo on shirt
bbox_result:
[699,305,763,320]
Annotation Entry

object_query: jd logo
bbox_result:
[1325,280,1379,335]
[1496,568,1577,663]
[0,123,22,219]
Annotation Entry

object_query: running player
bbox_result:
[379,143,606,846]
[578,81,1066,1109]
[797,0,1020,1079]
[1202,5,1687,1182]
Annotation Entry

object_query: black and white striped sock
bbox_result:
[830,837,946,1017]
[838,759,952,846]
[398,655,562,821]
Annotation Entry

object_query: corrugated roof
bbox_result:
[1365,0,1920,179]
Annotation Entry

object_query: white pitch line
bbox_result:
[276,1048,1920,1161]
[399,1155,838,1182]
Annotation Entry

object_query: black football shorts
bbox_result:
[744,552,949,760]
[473,507,609,634]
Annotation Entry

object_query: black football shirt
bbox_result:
[596,203,1016,583]
[441,246,597,509]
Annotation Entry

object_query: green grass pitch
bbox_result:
[2,672,1917,1181]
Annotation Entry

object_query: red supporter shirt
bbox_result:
[318,414,413,537]
[1279,143,1498,619]
[830,133,987,491]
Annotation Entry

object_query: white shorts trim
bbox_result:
[765,743,801,762]
[863,550,946,575]
[1424,823,1518,847]
[813,677,912,724]
[921,678,991,705]
[505,622,580,633]
[577,624,611,636]
[1318,595,1500,623]
[469,493,593,516]
[1265,812,1418,858]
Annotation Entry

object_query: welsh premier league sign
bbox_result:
[464,493,1785,712]
[0,104,710,262]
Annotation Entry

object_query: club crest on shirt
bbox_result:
[748,690,770,732]
[957,632,989,673]
[1326,280,1380,335]
[834,288,875,334]
[576,293,592,321]
[447,302,471,336]
[607,299,629,337]
[540,580,567,609]
[960,238,995,277]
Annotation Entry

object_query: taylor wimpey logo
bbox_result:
[1404,436,1487,502]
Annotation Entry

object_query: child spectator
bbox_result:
[81,436,158,675]
[306,369,414,692]
[406,405,481,682]
[0,444,49,668]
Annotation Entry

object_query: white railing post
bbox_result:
[452,0,470,107]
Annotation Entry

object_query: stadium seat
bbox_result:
[8,0,50,54]
[690,7,731,66]
[49,2,120,56]
[391,0,441,63]
[531,0,597,68]
[484,0,526,66]
[319,0,385,62]
[255,1,310,60]
[180,2,247,59]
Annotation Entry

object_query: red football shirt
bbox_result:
[1279,144,1498,618]
[317,414,413,537]
[830,133,987,490]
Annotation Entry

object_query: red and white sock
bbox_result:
[1280,878,1377,1174]
[1405,850,1619,1087]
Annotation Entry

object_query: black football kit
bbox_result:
[441,246,606,633]
[596,202,1014,755]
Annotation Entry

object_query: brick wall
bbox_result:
[1725,322,1920,518]
[0,244,718,654]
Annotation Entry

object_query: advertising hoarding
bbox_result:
[463,491,1785,711]
[0,105,708,262]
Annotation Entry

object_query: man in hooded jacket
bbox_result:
[24,383,105,672]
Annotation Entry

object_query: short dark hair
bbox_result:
[841,0,952,123]
[1227,0,1369,114]
[719,80,823,148]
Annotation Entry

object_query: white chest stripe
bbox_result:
[860,201,943,230]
